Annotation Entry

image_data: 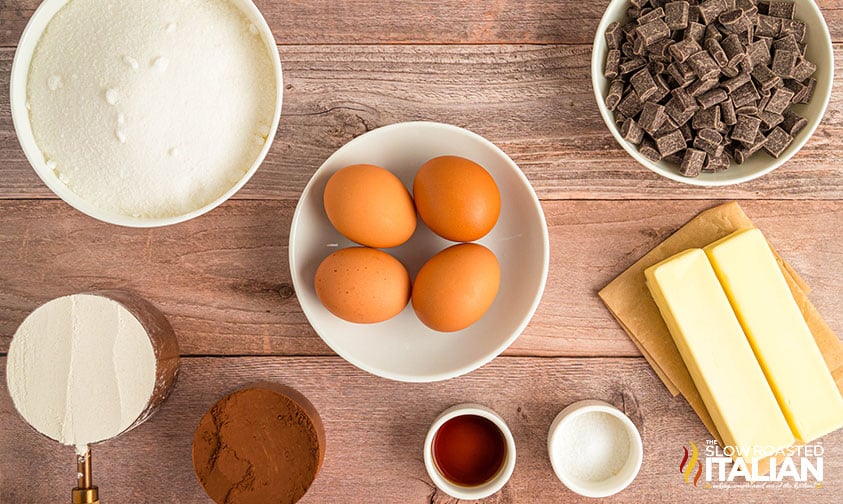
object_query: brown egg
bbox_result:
[412,243,500,332]
[315,247,411,324]
[413,156,501,242]
[323,164,416,248]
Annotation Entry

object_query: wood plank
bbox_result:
[0,199,838,357]
[2,0,843,46]
[1,356,840,502]
[2,44,843,201]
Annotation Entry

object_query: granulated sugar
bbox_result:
[556,411,631,482]
[6,294,157,453]
[27,0,278,219]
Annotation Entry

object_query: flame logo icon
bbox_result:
[679,441,703,486]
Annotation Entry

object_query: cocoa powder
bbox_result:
[192,386,324,504]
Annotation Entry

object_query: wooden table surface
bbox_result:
[1,1,842,502]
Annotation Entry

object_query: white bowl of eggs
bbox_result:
[289,121,549,382]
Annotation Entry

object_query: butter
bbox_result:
[705,228,843,442]
[645,249,794,462]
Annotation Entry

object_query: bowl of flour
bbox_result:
[10,0,282,226]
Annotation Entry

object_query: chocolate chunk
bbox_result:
[731,81,761,108]
[773,34,800,53]
[771,49,798,78]
[698,0,728,25]
[651,73,672,102]
[764,86,796,114]
[687,77,720,98]
[704,23,723,43]
[688,50,721,80]
[721,72,751,93]
[665,1,690,30]
[693,128,725,157]
[684,22,707,43]
[630,68,660,101]
[747,39,772,67]
[620,118,646,144]
[692,106,722,130]
[735,104,760,116]
[638,7,666,25]
[604,49,621,79]
[751,64,782,91]
[605,21,624,49]
[768,1,796,20]
[606,79,625,111]
[759,110,785,131]
[790,59,817,82]
[655,129,687,156]
[735,132,768,163]
[780,19,806,43]
[619,57,648,75]
[756,15,782,38]
[638,102,668,135]
[697,88,728,109]
[720,98,738,125]
[617,90,645,117]
[718,9,752,35]
[669,38,703,63]
[763,126,794,157]
[680,122,693,141]
[639,137,663,161]
[781,109,808,136]
[720,34,746,63]
[703,152,730,172]
[732,114,762,145]
[637,19,671,45]
[648,38,675,58]
[680,148,706,176]
[705,38,729,66]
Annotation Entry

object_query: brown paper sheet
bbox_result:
[599,201,843,445]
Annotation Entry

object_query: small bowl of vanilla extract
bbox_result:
[423,404,516,500]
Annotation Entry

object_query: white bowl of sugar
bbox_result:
[10,0,283,227]
[547,399,643,498]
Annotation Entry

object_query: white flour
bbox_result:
[27,0,277,219]
[6,294,157,454]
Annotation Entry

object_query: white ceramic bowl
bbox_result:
[548,400,643,498]
[289,121,549,382]
[9,0,283,227]
[423,404,517,500]
[592,0,833,186]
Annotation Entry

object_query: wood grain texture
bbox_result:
[2,43,843,201]
[2,0,843,46]
[1,356,841,503]
[0,199,838,358]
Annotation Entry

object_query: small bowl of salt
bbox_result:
[547,399,643,498]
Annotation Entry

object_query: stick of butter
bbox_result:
[645,249,794,462]
[705,228,843,443]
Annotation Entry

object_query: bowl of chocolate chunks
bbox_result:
[592,0,833,185]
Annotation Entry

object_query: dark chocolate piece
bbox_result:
[637,19,671,45]
[764,86,795,114]
[655,129,687,156]
[768,1,796,20]
[781,109,808,136]
[665,1,690,30]
[762,126,793,157]
[620,117,646,144]
[680,148,706,176]
[639,137,663,161]
[669,38,703,63]
[630,68,660,101]
[606,79,625,111]
[687,50,721,80]
[697,88,728,109]
[732,114,762,145]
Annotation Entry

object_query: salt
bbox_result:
[555,411,631,482]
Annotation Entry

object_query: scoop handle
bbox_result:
[71,448,100,504]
